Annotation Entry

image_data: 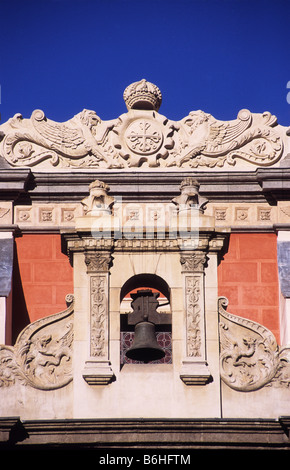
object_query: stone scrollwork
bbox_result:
[0,295,74,390]
[218,296,290,391]
[185,276,202,358]
[0,80,284,169]
[90,275,107,357]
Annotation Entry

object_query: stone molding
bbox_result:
[2,417,290,449]
[12,200,290,233]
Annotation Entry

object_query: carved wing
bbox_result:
[178,108,283,168]
[58,322,73,348]
[203,109,252,156]
[31,109,85,150]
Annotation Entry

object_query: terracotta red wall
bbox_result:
[13,234,73,326]
[218,233,280,343]
[12,233,281,346]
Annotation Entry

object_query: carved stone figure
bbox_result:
[0,80,284,169]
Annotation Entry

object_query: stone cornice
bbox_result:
[1,417,290,449]
[6,167,290,204]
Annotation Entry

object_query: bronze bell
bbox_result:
[126,321,165,363]
[125,289,171,363]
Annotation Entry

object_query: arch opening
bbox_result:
[120,273,172,365]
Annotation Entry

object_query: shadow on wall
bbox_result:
[11,240,30,345]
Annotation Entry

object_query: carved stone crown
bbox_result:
[88,179,110,192]
[180,177,200,192]
[123,79,162,111]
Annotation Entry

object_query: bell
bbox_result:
[126,321,165,363]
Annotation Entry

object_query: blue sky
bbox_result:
[1,0,290,126]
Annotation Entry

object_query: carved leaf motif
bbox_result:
[186,277,202,357]
[90,276,106,357]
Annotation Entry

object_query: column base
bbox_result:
[180,360,212,385]
[82,360,115,386]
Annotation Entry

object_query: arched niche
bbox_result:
[119,273,172,365]
[120,273,171,303]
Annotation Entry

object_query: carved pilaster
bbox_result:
[82,250,115,385]
[180,251,211,385]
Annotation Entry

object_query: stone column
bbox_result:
[82,249,115,385]
[179,250,211,385]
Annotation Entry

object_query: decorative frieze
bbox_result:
[207,202,277,228]
[14,203,83,228]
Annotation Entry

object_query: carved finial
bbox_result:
[81,179,115,215]
[172,177,208,213]
[123,79,162,111]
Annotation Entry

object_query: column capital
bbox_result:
[180,251,207,273]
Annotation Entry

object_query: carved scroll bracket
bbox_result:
[218,296,290,391]
[0,294,74,390]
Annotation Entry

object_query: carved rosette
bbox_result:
[0,295,74,390]
[218,297,290,391]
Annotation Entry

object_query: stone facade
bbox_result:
[0,80,290,448]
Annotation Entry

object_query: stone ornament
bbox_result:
[218,297,290,391]
[172,178,208,213]
[123,79,162,111]
[0,295,74,390]
[81,180,115,215]
[0,80,284,169]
